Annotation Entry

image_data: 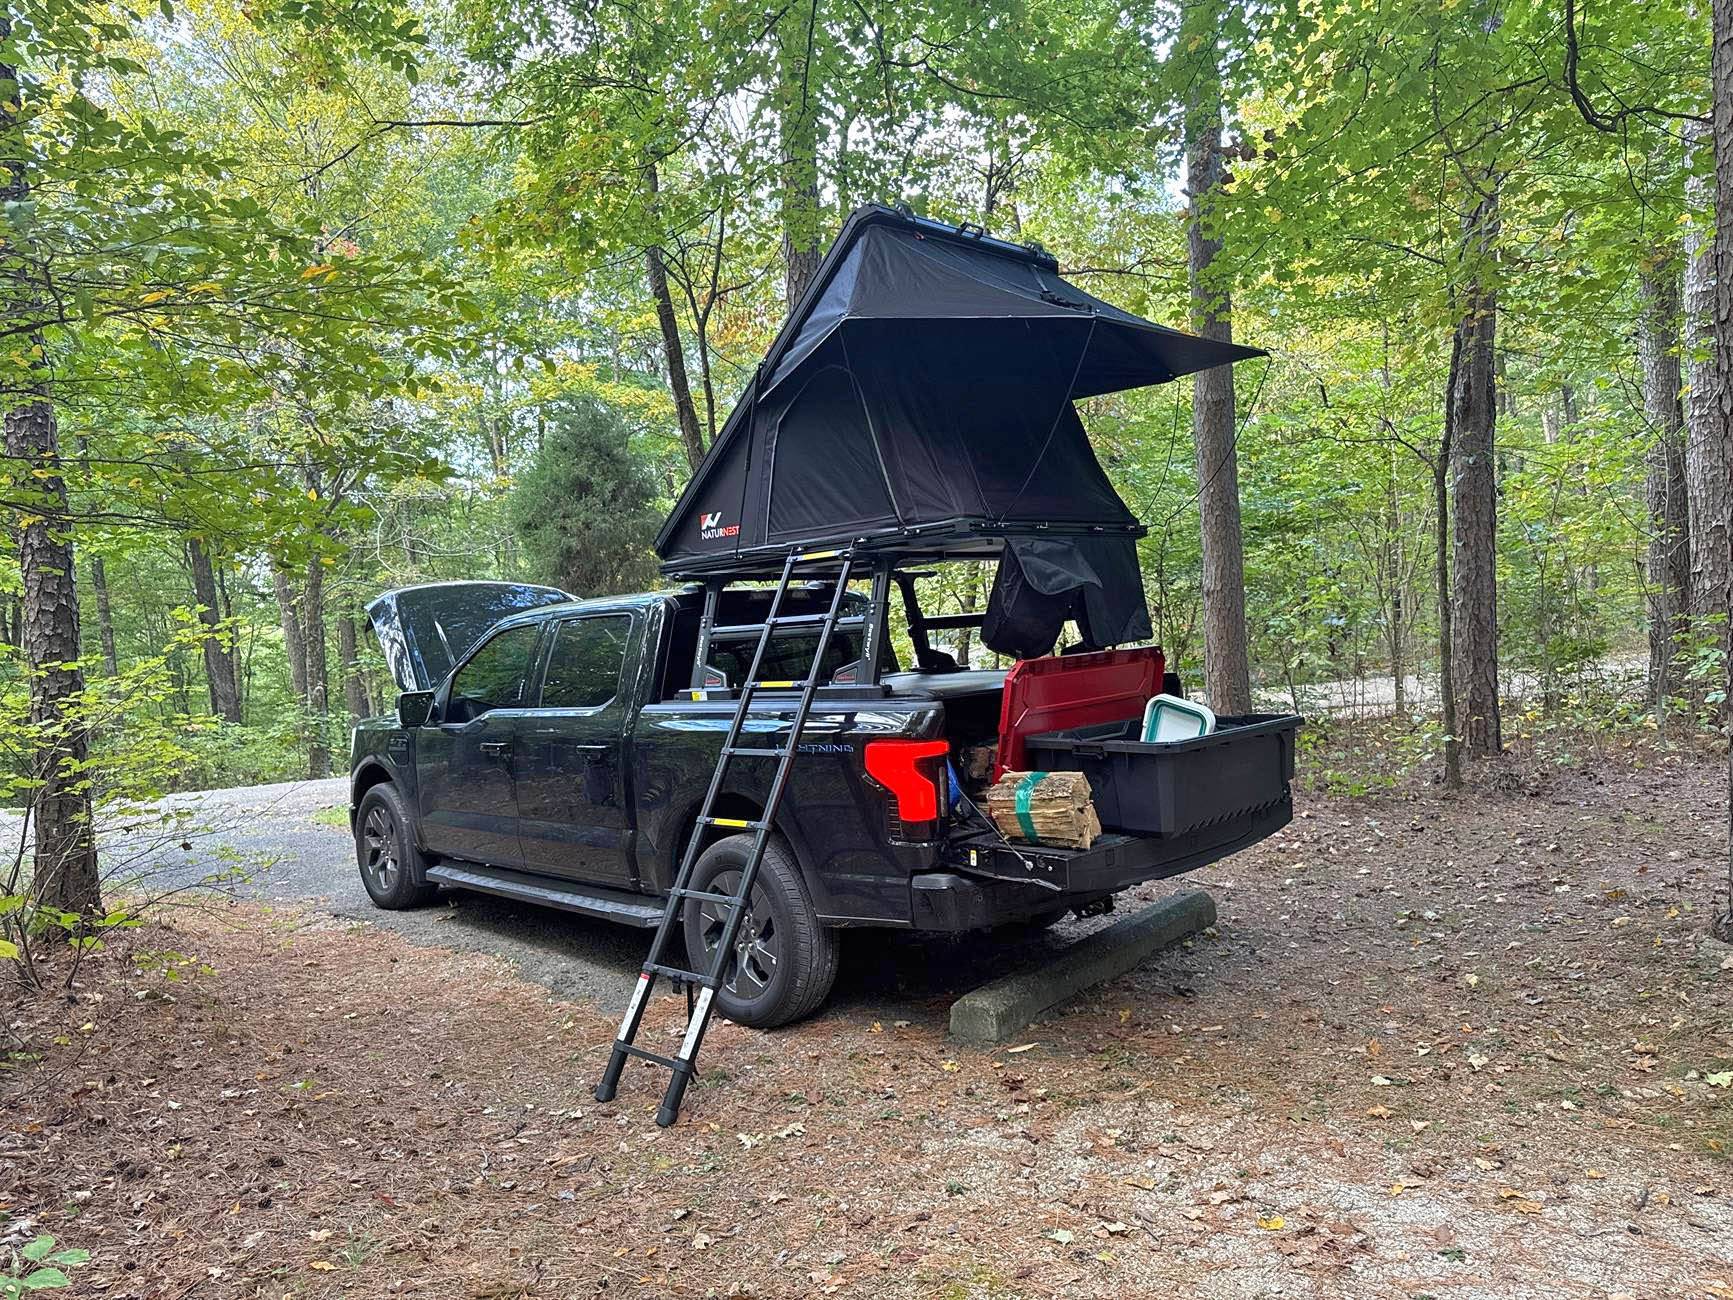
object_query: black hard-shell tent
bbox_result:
[655,204,1263,655]
[657,204,1262,577]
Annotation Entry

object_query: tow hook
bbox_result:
[1074,895,1116,920]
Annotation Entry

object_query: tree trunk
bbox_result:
[1437,331,1464,790]
[1184,24,1253,716]
[304,560,331,778]
[338,612,369,720]
[186,537,242,722]
[4,398,102,915]
[1449,186,1503,760]
[1685,118,1729,633]
[273,564,309,701]
[776,0,823,309]
[90,554,118,677]
[1,29,100,916]
[1638,259,1691,721]
[1710,0,1733,935]
[642,163,707,472]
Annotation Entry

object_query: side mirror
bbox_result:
[397,690,436,728]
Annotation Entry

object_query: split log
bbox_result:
[984,770,1101,850]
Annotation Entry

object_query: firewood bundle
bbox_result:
[984,770,1101,849]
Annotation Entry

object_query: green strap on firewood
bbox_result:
[1013,770,1044,841]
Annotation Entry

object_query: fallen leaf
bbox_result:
[1365,1104,1392,1119]
[691,1232,714,1250]
[1257,1215,1285,1231]
[1044,1228,1074,1246]
[940,1060,960,1073]
[1006,1043,1037,1054]
[308,1261,335,1271]
[1371,1075,1394,1087]
[1124,1176,1157,1190]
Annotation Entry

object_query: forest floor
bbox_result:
[4,725,1733,1300]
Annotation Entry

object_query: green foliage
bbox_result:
[509,399,660,597]
[0,1234,91,1297]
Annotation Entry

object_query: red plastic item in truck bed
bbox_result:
[994,647,1165,780]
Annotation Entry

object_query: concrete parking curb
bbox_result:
[949,889,1217,1045]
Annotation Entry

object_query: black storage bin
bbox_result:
[1024,713,1301,837]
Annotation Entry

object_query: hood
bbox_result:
[366,581,573,692]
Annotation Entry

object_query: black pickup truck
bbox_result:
[351,578,1299,1029]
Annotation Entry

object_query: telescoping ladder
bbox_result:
[594,547,857,1126]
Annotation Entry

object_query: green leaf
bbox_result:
[158,0,174,18]
[20,1269,71,1291]
[0,938,19,961]
[20,1237,54,1262]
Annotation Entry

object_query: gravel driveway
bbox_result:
[7,775,1119,1017]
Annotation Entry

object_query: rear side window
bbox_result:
[447,623,541,722]
[540,615,631,709]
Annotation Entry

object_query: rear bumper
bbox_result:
[908,795,1291,931]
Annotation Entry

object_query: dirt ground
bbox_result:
[5,727,1733,1299]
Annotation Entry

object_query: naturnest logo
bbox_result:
[699,510,739,541]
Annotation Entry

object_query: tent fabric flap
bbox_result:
[656,204,1264,573]
[980,535,1153,658]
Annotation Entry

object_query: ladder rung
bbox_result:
[697,815,769,830]
[644,961,713,986]
[672,887,741,905]
[747,679,810,690]
[619,1043,682,1070]
[792,548,846,562]
[722,745,790,758]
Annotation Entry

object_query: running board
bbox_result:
[425,863,664,928]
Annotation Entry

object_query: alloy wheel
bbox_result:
[697,869,778,999]
[361,805,400,893]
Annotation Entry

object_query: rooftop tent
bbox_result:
[656,204,1264,578]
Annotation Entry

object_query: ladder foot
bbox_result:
[657,1067,694,1127]
[595,1046,628,1103]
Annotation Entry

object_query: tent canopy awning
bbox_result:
[656,204,1264,577]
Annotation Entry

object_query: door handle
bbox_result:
[479,741,511,757]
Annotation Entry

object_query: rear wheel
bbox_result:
[354,783,437,910]
[682,834,838,1029]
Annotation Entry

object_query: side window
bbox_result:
[447,623,541,722]
[540,615,631,710]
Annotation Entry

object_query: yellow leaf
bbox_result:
[940,1060,960,1072]
[139,289,173,304]
[189,281,224,295]
[1257,1215,1285,1230]
[301,263,335,280]
[308,1260,336,1271]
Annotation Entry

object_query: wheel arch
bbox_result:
[350,760,396,829]
[664,790,825,909]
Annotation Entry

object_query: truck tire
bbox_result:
[354,783,437,910]
[682,833,838,1029]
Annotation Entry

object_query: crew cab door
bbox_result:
[416,621,545,866]
[510,612,637,887]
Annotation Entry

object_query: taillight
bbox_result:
[863,739,949,832]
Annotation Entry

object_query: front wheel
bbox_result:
[354,783,437,910]
[682,834,838,1029]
